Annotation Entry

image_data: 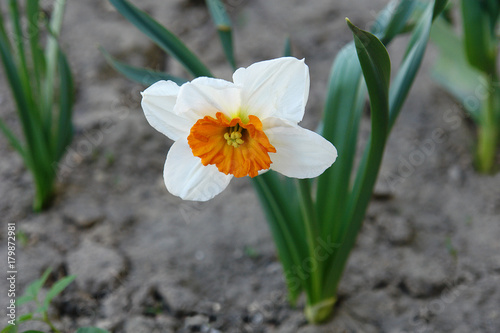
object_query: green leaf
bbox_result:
[430,18,482,120]
[108,0,212,78]
[42,0,67,134]
[101,47,186,86]
[323,20,390,298]
[0,2,10,48]
[316,0,418,235]
[75,328,111,333]
[0,118,25,158]
[461,0,497,74]
[206,0,236,69]
[297,178,322,304]
[388,0,446,129]
[22,331,46,333]
[26,0,42,94]
[42,275,76,311]
[206,0,231,29]
[347,19,390,124]
[8,0,31,94]
[15,295,34,307]
[316,43,365,237]
[0,27,52,180]
[1,325,17,333]
[17,313,33,323]
[485,0,500,26]
[283,36,292,57]
[433,0,449,19]
[252,174,306,303]
[0,0,68,211]
[25,269,51,299]
[55,49,74,162]
[375,0,418,43]
[0,31,35,153]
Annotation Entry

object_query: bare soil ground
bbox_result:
[1,0,499,332]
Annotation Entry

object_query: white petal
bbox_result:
[263,118,337,178]
[163,139,233,201]
[233,57,309,123]
[141,80,191,141]
[174,77,241,122]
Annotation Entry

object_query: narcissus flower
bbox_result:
[141,57,337,201]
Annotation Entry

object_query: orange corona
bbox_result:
[188,112,276,178]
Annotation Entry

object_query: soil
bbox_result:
[1,0,499,332]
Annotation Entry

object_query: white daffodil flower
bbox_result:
[141,57,337,201]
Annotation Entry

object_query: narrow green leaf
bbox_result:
[15,295,33,307]
[375,0,418,43]
[297,179,322,303]
[42,275,76,310]
[0,2,11,51]
[108,0,212,78]
[0,33,36,150]
[252,174,306,303]
[0,5,54,189]
[8,0,31,93]
[0,118,26,158]
[283,36,292,57]
[347,19,390,122]
[317,0,418,236]
[54,49,74,162]
[217,30,236,70]
[75,328,111,333]
[388,0,446,129]
[316,43,365,236]
[485,0,500,26]
[43,0,67,136]
[22,331,46,333]
[430,18,482,120]
[1,325,17,333]
[101,47,186,86]
[17,313,33,323]
[206,0,236,69]
[461,0,497,74]
[433,0,449,19]
[206,0,231,29]
[323,19,390,297]
[24,269,51,299]
[26,0,42,94]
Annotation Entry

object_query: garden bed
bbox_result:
[1,0,499,332]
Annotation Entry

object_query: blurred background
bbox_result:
[1,0,499,332]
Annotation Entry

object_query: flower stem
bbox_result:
[43,312,61,333]
[32,168,55,211]
[297,180,323,313]
[476,75,499,174]
[304,297,336,324]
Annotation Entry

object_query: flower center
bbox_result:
[188,112,276,178]
[224,124,244,148]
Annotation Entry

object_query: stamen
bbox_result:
[225,125,245,148]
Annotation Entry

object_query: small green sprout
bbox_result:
[1,269,110,333]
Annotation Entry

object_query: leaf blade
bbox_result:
[430,18,482,120]
[205,0,236,69]
[42,275,76,311]
[461,0,497,74]
[101,47,187,86]
[323,19,390,298]
[108,0,212,78]
[75,328,111,333]
[388,0,448,129]
[54,49,74,162]
[0,118,25,158]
